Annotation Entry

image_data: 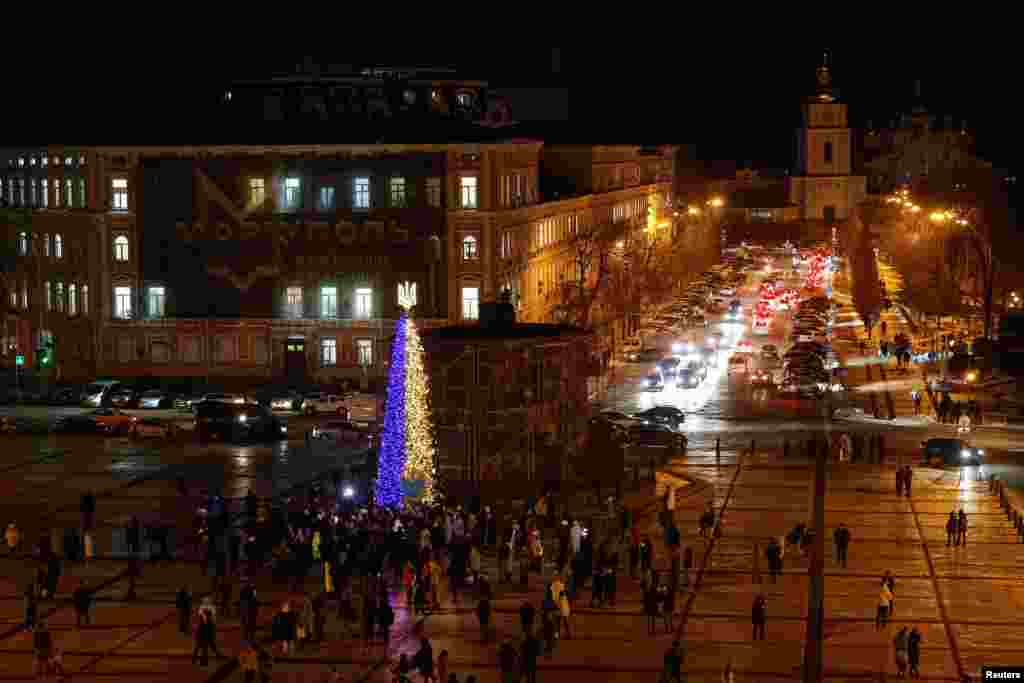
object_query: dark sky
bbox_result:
[3,47,1016,173]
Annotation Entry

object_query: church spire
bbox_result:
[815,50,835,102]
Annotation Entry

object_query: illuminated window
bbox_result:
[81,284,88,314]
[41,156,48,167]
[285,286,303,318]
[462,235,478,260]
[9,288,16,308]
[318,186,335,211]
[44,281,52,311]
[356,339,373,367]
[65,178,73,207]
[456,92,472,108]
[43,234,50,257]
[353,176,370,209]
[79,156,86,166]
[390,177,406,207]
[284,177,301,209]
[29,157,36,166]
[54,179,61,206]
[460,176,478,209]
[17,157,24,167]
[78,179,86,207]
[20,281,27,309]
[17,232,27,256]
[28,179,36,206]
[247,178,265,206]
[320,338,337,367]
[320,286,338,318]
[54,234,63,259]
[355,288,372,319]
[114,235,129,262]
[111,178,128,211]
[55,282,64,313]
[65,157,72,166]
[426,177,441,207]
[68,284,77,315]
[114,286,132,319]
[148,286,165,318]
[40,179,48,208]
[461,287,480,321]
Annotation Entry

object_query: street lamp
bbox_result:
[708,197,724,209]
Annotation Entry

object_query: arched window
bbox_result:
[462,235,478,260]
[114,235,129,262]
[54,234,63,259]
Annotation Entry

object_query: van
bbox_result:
[82,380,122,407]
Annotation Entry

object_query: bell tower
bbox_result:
[789,51,866,224]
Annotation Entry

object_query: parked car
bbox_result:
[921,438,984,466]
[641,373,665,392]
[194,393,246,411]
[635,406,685,429]
[269,392,304,412]
[138,389,176,409]
[628,424,688,450]
[90,408,138,434]
[109,388,139,408]
[312,420,377,445]
[81,380,123,407]
[132,417,178,440]
[195,402,288,443]
[302,393,350,417]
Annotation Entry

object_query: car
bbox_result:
[635,406,685,428]
[657,357,682,379]
[195,402,288,443]
[302,393,351,417]
[921,438,984,466]
[138,389,176,409]
[687,360,708,381]
[598,411,644,426]
[194,393,246,412]
[110,388,139,408]
[132,417,177,440]
[636,348,662,363]
[312,419,377,445]
[641,373,665,392]
[628,425,688,450]
[269,392,304,411]
[81,380,123,407]
[728,356,749,375]
[676,368,701,388]
[89,407,138,434]
[750,369,774,386]
[47,387,82,406]
[53,414,104,434]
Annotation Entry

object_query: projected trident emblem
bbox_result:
[398,281,417,311]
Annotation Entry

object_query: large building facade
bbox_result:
[1,141,675,388]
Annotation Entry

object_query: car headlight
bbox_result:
[961,450,971,459]
[342,486,355,499]
[280,425,288,433]
[238,414,248,424]
[978,449,984,455]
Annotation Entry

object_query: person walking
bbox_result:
[682,545,694,589]
[896,467,905,497]
[644,584,659,636]
[833,523,850,568]
[477,593,492,642]
[32,619,52,678]
[957,509,969,546]
[663,640,684,683]
[908,625,922,678]
[877,582,894,629]
[192,609,219,666]
[946,512,959,546]
[903,466,914,498]
[498,640,519,683]
[894,626,910,679]
[751,594,767,641]
[414,637,436,683]
[176,586,193,636]
[883,571,896,618]
[240,583,258,643]
[519,601,535,638]
[437,650,449,683]
[558,589,572,640]
[766,538,782,583]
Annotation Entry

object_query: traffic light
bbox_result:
[36,337,55,370]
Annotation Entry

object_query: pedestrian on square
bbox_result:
[629,523,641,578]
[912,391,922,416]
[477,593,492,642]
[644,584,660,636]
[80,491,96,534]
[239,641,259,683]
[521,633,540,683]
[751,594,767,640]
[833,523,851,568]
[946,512,959,546]
[766,538,782,582]
[877,583,894,629]
[957,509,968,546]
[519,601,536,637]
[896,467,905,496]
[894,626,910,678]
[663,640,684,683]
[662,581,676,633]
[437,650,449,683]
[883,571,896,617]
[908,625,922,678]
[23,583,37,630]
[498,640,519,683]
[126,515,141,554]
[639,535,653,574]
[414,637,436,683]
[558,589,572,639]
[192,609,219,666]
[45,553,60,599]
[31,619,52,678]
[176,586,193,636]
[240,583,257,642]
[73,584,92,627]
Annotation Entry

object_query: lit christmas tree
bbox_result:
[375,284,437,508]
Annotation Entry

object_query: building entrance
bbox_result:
[284,338,307,386]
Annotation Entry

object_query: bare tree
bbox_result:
[557,219,618,327]
[849,223,883,337]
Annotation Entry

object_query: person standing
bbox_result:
[908,625,922,678]
[126,516,141,555]
[558,588,572,640]
[766,538,782,582]
[663,640,684,683]
[414,637,436,683]
[477,593,492,642]
[877,583,893,630]
[32,619,52,678]
[894,626,910,679]
[176,586,193,636]
[519,601,535,638]
[80,491,96,535]
[23,584,37,630]
[896,467,905,497]
[751,594,767,641]
[498,640,519,683]
[644,584,659,636]
[240,583,257,643]
[903,466,914,497]
[946,512,959,547]
[833,523,850,568]
[957,509,968,546]
[238,641,259,683]
[883,571,896,618]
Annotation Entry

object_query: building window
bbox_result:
[79,156,86,166]
[356,339,373,367]
[20,281,28,309]
[426,177,441,207]
[54,179,61,207]
[321,338,337,367]
[17,157,24,167]
[824,142,833,164]
[29,179,36,207]
[43,234,50,257]
[17,232,27,256]
[318,186,336,211]
[460,176,478,209]
[54,234,63,259]
[248,178,265,206]
[55,282,64,313]
[390,177,406,207]
[285,286,303,318]
[45,281,52,311]
[148,286,165,318]
[111,178,128,211]
[81,284,88,314]
[462,235,479,260]
[40,156,47,167]
[78,179,86,207]
[354,176,370,209]
[68,284,77,315]
[284,177,301,209]
[500,231,514,259]
[398,281,417,309]
[114,235,129,262]
[114,286,132,319]
[65,178,73,207]
[320,286,338,318]
[9,288,16,309]
[355,288,372,319]
[40,179,48,208]
[461,287,480,321]
[65,157,72,166]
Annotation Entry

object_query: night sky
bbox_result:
[2,47,1017,175]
